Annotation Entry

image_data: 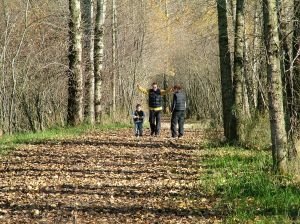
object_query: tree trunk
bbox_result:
[67,0,83,126]
[263,0,288,173]
[21,94,36,133]
[94,0,107,123]
[111,0,117,119]
[244,36,255,113]
[82,0,95,124]
[233,0,245,140]
[217,0,237,142]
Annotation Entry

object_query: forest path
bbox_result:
[0,125,223,223]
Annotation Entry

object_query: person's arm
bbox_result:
[140,111,145,119]
[133,111,138,119]
[171,94,176,113]
[137,84,149,95]
[160,86,173,95]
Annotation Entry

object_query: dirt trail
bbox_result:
[0,125,222,223]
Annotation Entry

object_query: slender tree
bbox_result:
[233,0,245,140]
[263,0,288,173]
[82,0,95,124]
[94,0,107,123]
[217,0,237,141]
[111,0,117,119]
[67,0,84,125]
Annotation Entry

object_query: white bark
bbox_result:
[67,0,84,125]
[82,0,95,124]
[233,0,245,140]
[94,0,107,123]
[111,0,117,119]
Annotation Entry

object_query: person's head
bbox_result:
[173,84,182,92]
[136,104,142,111]
[152,82,158,91]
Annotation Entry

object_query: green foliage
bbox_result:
[200,146,300,223]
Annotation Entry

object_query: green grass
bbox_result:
[0,122,130,155]
[200,145,300,223]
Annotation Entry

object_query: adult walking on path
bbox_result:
[171,84,186,138]
[137,82,172,136]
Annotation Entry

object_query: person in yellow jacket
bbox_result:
[137,82,172,136]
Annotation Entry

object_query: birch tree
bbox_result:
[111,0,117,119]
[94,0,107,123]
[67,0,83,125]
[263,0,288,173]
[233,0,245,140]
[82,0,95,124]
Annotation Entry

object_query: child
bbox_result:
[133,104,145,137]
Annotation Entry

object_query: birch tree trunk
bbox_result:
[217,0,237,142]
[82,0,95,124]
[111,0,117,119]
[233,0,245,140]
[67,0,83,126]
[263,0,288,173]
[94,0,107,123]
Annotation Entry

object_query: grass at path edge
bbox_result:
[0,122,130,155]
[200,144,300,223]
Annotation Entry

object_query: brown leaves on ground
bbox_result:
[0,127,222,223]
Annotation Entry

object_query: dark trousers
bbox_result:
[171,110,185,137]
[149,110,161,135]
[134,122,143,136]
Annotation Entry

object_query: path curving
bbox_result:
[0,127,222,223]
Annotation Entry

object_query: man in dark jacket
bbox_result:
[171,85,186,138]
[137,82,172,136]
